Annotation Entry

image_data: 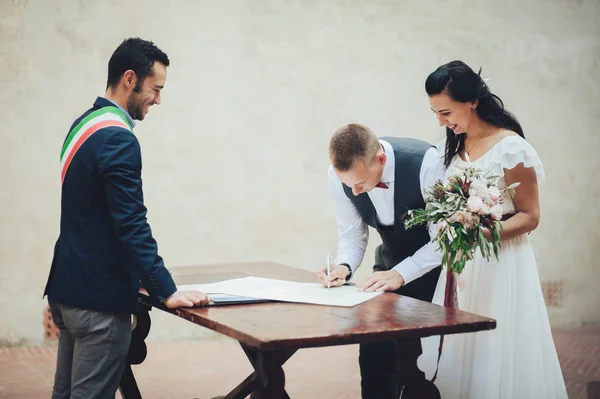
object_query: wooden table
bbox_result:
[119,262,496,399]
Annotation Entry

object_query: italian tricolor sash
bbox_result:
[60,106,132,184]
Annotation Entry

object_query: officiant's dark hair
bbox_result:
[106,37,170,90]
[425,60,525,168]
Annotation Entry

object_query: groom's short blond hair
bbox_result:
[329,123,380,172]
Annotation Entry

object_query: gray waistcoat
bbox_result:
[342,137,433,275]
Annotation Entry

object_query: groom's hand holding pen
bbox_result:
[316,258,350,288]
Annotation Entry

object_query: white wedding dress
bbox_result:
[418,135,568,399]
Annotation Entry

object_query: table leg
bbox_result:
[394,338,441,399]
[119,303,152,399]
[217,343,296,399]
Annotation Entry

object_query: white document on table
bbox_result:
[177,276,382,307]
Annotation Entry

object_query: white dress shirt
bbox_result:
[328,139,445,285]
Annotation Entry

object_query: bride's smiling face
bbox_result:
[429,92,478,135]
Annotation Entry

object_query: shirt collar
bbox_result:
[104,98,136,129]
[379,139,395,184]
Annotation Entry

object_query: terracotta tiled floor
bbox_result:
[1,326,599,399]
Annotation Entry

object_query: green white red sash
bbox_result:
[60,106,132,184]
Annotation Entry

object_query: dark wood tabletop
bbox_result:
[125,261,497,398]
[141,261,496,350]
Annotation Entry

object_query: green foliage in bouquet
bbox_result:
[404,166,519,274]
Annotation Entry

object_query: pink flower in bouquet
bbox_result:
[488,186,501,203]
[490,205,503,221]
[449,210,479,229]
[478,204,491,216]
[466,196,483,213]
[469,179,488,198]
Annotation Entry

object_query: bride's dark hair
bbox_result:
[425,60,525,168]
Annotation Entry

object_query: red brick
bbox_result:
[0,326,598,398]
[578,360,591,375]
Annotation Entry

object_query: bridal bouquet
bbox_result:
[404,166,519,275]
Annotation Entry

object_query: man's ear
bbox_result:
[377,152,387,166]
[122,70,137,90]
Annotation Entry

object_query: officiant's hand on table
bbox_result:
[163,290,210,309]
[315,263,349,288]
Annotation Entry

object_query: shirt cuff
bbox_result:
[392,257,421,285]
[336,258,358,275]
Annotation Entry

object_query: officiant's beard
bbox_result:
[126,84,153,121]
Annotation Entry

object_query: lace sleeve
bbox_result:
[487,136,546,182]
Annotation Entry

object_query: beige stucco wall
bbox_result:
[1,0,598,345]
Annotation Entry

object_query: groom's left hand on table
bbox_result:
[358,270,405,293]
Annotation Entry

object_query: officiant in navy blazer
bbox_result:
[43,37,208,399]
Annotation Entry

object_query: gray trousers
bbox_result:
[48,301,132,399]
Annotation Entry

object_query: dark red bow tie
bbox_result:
[375,182,388,189]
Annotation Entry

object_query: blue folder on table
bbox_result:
[207,294,273,306]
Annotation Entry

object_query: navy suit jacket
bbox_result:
[44,97,177,314]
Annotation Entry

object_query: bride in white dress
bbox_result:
[418,60,568,399]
